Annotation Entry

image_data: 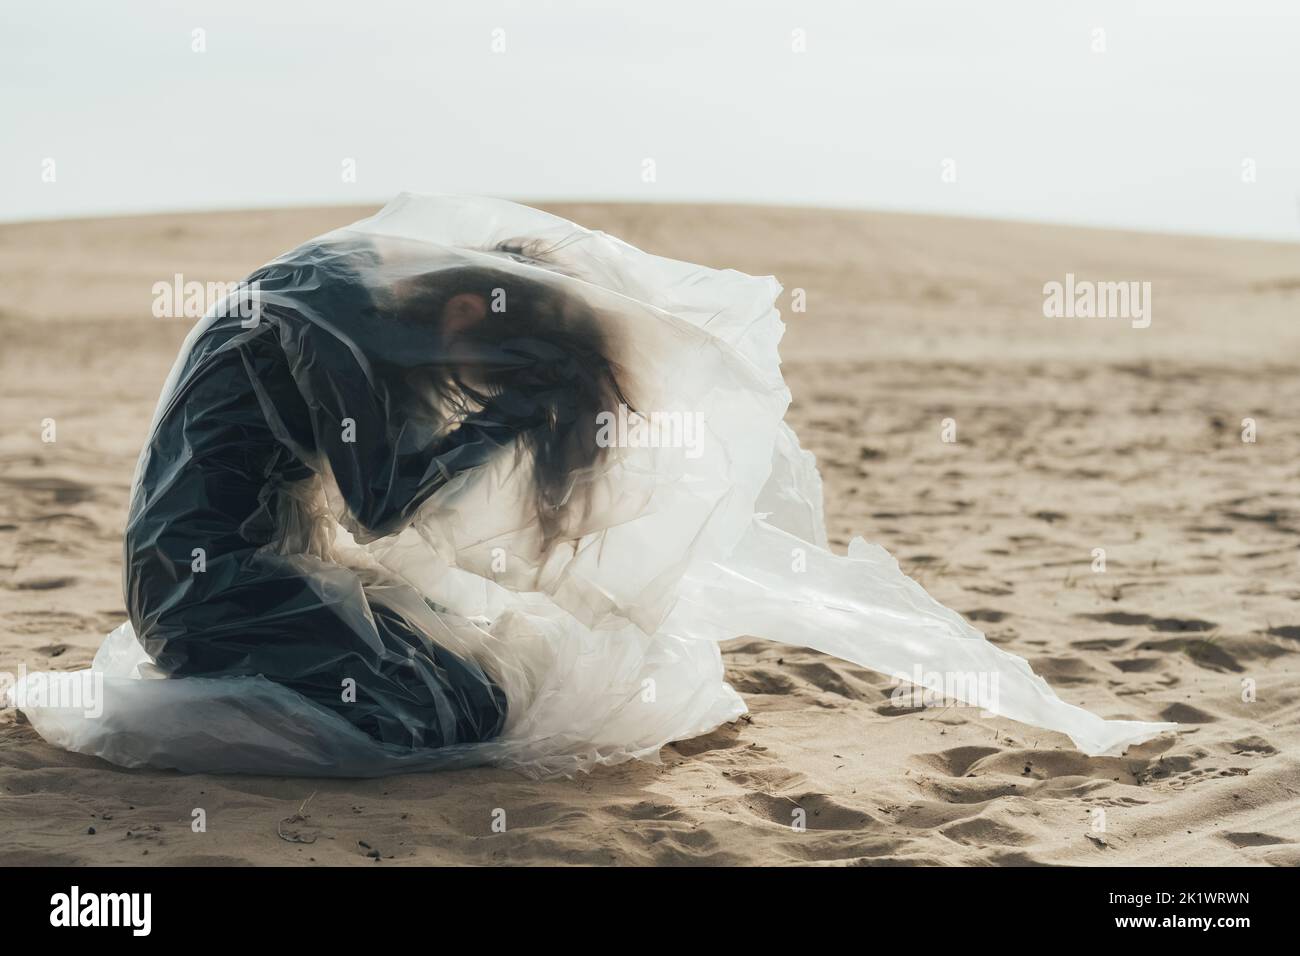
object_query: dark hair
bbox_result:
[390,252,633,543]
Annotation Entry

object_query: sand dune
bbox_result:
[1,203,1297,865]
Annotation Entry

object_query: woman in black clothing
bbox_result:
[123,236,628,750]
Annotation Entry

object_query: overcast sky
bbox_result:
[2,0,1297,238]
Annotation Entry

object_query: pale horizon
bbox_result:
[3,0,1298,240]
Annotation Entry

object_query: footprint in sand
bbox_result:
[1158,703,1218,724]
[963,608,1008,622]
[939,812,1034,848]
[1112,657,1161,672]
[1224,735,1277,756]
[916,745,1003,778]
[1078,611,1218,632]
[743,790,879,831]
[1220,831,1291,847]
[9,576,78,591]
[1139,636,1242,673]
[0,475,97,506]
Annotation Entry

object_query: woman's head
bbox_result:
[390,251,632,542]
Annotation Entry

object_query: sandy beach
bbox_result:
[1,202,1297,866]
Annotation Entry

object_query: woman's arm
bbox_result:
[277,302,546,540]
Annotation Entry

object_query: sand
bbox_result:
[1,202,1297,866]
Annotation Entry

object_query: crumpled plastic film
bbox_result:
[12,194,1176,776]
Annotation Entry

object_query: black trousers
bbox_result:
[126,541,508,749]
[123,329,508,751]
[118,239,562,753]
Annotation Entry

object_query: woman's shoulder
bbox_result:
[249,236,381,292]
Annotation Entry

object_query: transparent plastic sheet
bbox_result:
[12,195,1176,776]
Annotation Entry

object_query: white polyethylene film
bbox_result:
[14,195,1176,776]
